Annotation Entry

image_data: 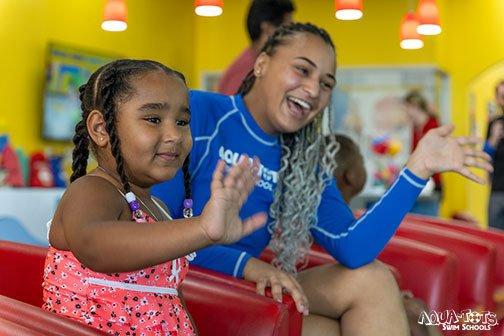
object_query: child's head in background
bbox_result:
[325,134,367,203]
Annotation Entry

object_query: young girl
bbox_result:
[42,59,266,335]
[153,23,493,335]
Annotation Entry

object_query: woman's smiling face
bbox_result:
[254,32,336,134]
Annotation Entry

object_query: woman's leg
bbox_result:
[298,260,409,336]
[303,314,341,336]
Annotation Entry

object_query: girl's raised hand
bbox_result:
[200,156,267,244]
[406,124,493,184]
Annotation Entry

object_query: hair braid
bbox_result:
[98,67,132,193]
[70,119,90,182]
[70,84,91,182]
[237,70,256,95]
[182,156,191,201]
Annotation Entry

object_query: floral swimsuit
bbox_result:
[42,195,196,336]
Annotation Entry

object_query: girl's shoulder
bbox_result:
[50,175,128,249]
[61,175,127,216]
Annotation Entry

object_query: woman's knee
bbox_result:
[333,260,398,292]
[298,261,401,318]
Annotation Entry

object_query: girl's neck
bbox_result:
[243,87,278,135]
[95,165,150,199]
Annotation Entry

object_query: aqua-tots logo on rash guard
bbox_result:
[218,146,278,192]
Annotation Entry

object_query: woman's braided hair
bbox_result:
[70,59,191,198]
[239,23,340,275]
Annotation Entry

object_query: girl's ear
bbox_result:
[254,52,269,78]
[342,169,353,186]
[87,110,109,147]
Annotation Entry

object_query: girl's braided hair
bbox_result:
[70,59,192,199]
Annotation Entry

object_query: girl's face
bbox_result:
[115,71,192,187]
[255,33,336,134]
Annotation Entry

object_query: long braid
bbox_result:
[236,70,255,95]
[70,85,91,182]
[96,67,132,193]
[70,119,89,182]
[182,156,191,201]
[240,22,339,275]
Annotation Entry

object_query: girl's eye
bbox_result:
[145,117,161,124]
[176,119,190,126]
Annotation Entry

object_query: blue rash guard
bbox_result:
[152,90,428,278]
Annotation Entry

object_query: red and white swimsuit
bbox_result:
[42,197,196,336]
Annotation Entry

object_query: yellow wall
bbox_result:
[0,0,194,154]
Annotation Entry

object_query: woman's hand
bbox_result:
[200,156,267,244]
[243,258,309,316]
[406,124,493,184]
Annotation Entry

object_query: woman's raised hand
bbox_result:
[406,124,493,184]
[200,156,267,244]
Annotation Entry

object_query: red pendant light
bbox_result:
[400,11,423,50]
[101,0,127,32]
[194,0,223,17]
[416,0,442,35]
[334,0,363,21]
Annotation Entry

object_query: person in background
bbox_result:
[403,90,443,216]
[403,90,442,192]
[484,80,504,229]
[217,0,295,95]
[326,134,442,336]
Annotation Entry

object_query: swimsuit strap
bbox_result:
[151,198,173,220]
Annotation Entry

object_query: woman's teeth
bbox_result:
[288,97,311,112]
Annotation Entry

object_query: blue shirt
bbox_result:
[153,91,428,278]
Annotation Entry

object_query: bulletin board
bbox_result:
[42,43,118,141]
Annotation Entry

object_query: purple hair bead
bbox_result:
[183,199,193,209]
[129,200,140,212]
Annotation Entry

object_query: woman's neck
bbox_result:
[243,86,278,135]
